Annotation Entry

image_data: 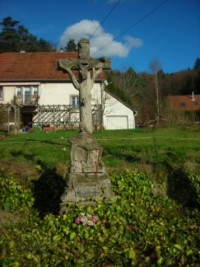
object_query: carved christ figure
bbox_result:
[57,38,111,134]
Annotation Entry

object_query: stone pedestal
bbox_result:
[60,132,114,211]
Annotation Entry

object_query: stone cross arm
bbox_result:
[96,57,111,70]
[58,56,111,84]
[58,56,111,71]
[57,58,79,70]
[57,58,80,89]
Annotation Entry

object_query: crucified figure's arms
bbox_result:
[58,59,80,90]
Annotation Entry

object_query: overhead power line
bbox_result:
[115,0,168,40]
[93,0,169,55]
[90,0,121,37]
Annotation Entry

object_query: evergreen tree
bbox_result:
[194,58,200,71]
[0,16,55,52]
[65,39,78,51]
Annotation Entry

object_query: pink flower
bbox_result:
[74,213,99,225]
[75,217,81,224]
[92,216,98,223]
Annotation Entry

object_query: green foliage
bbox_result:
[106,68,146,111]
[65,39,78,51]
[188,173,200,207]
[106,59,200,124]
[0,177,34,212]
[0,16,55,52]
[0,170,199,266]
[193,58,200,71]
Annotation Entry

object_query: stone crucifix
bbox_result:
[57,38,111,134]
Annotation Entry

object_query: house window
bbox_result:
[0,87,3,99]
[15,85,39,102]
[180,102,186,107]
[71,96,79,108]
[16,87,22,96]
[24,87,31,103]
[33,87,38,95]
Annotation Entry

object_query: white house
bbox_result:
[0,52,136,131]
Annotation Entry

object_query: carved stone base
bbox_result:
[60,132,115,212]
[60,172,114,203]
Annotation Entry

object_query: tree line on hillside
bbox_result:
[1,17,200,124]
[106,60,200,124]
[0,17,55,52]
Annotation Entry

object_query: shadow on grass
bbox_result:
[167,167,199,209]
[10,149,66,217]
[32,163,66,217]
[103,148,141,163]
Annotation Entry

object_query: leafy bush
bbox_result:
[0,171,199,266]
[0,177,34,212]
[188,172,200,207]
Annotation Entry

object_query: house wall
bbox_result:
[103,92,135,129]
[0,86,15,103]
[0,82,136,130]
[39,83,102,106]
[39,83,76,105]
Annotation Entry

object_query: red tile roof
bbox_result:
[0,52,105,82]
[168,95,200,111]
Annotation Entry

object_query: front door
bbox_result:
[22,113,32,128]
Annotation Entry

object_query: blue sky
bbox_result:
[0,0,200,73]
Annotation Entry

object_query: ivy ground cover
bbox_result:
[0,170,199,267]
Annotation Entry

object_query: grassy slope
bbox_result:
[0,127,199,266]
[0,126,200,174]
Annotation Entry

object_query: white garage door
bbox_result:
[106,116,128,130]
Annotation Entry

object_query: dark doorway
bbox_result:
[22,113,32,128]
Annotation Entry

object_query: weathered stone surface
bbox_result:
[60,133,115,209]
[57,38,111,134]
[61,172,114,203]
[69,132,105,173]
[58,38,114,212]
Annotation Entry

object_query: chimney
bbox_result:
[191,91,195,101]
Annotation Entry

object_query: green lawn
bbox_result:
[0,126,200,174]
[0,126,200,266]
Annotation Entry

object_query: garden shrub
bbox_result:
[0,170,199,266]
[0,177,34,212]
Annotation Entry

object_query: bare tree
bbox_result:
[150,59,161,124]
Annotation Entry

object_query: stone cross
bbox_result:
[58,38,111,134]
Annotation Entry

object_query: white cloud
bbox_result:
[58,19,142,58]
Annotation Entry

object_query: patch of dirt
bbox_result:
[0,209,21,226]
[184,161,200,174]
[0,159,39,187]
